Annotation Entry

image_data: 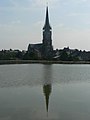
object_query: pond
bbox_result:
[0,64,90,120]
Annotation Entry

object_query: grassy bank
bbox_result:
[0,60,90,65]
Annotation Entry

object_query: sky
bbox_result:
[0,0,90,50]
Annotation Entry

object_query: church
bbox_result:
[28,6,54,59]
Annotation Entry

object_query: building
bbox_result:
[28,6,53,59]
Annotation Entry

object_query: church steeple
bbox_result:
[42,5,53,59]
[43,6,51,30]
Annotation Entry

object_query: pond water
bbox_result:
[0,64,90,120]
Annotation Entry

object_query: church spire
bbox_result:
[43,6,51,30]
[42,5,53,59]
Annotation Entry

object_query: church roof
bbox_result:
[43,6,52,30]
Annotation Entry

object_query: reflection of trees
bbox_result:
[42,65,52,114]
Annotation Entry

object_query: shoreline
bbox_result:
[0,60,90,65]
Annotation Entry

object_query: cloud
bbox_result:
[0,0,32,9]
[0,0,60,11]
[54,23,65,29]
[62,0,88,5]
[53,27,90,50]
[32,0,59,7]
[11,20,21,24]
[33,21,43,27]
[0,0,33,11]
[66,13,90,17]
[9,0,18,7]
[82,0,87,2]
[74,0,88,4]
[71,0,87,2]
[67,13,81,17]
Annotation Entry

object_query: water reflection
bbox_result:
[43,84,51,114]
[1,65,90,119]
[42,65,52,115]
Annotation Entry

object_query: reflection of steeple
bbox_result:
[42,65,52,115]
[43,84,51,112]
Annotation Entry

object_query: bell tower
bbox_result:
[42,6,53,59]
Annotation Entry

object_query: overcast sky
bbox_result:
[0,0,90,50]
